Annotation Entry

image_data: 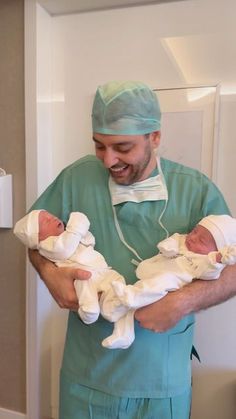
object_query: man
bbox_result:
[29,81,236,419]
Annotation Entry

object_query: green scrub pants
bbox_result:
[59,372,191,419]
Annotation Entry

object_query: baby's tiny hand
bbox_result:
[215,252,222,263]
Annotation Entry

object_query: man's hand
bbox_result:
[28,249,91,310]
[135,264,236,332]
[135,290,184,332]
[42,265,91,310]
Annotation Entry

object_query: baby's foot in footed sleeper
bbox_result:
[78,305,100,324]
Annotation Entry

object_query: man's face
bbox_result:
[38,211,65,242]
[185,225,217,254]
[93,132,160,185]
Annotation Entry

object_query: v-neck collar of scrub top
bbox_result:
[109,156,168,206]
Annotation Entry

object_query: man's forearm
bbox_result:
[28,248,57,282]
[28,248,79,309]
[28,248,91,309]
[135,264,236,332]
[179,264,236,317]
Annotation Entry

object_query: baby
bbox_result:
[100,214,236,349]
[14,210,126,333]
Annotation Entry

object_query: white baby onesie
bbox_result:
[39,212,125,325]
[100,233,236,349]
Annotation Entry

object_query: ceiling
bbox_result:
[36,0,236,94]
[38,0,187,16]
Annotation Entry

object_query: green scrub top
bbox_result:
[31,155,229,399]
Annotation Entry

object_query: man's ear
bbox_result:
[150,131,161,148]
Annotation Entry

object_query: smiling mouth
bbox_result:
[110,165,129,175]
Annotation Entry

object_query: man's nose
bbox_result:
[102,149,118,168]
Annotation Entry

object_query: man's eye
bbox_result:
[95,144,104,150]
[116,146,132,153]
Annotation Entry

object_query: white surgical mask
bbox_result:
[109,156,169,264]
[109,158,168,205]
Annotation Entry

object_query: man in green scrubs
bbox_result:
[29,81,236,419]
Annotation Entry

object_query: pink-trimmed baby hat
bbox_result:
[199,214,236,249]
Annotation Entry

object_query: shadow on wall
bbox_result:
[191,368,236,419]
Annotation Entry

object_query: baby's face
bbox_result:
[38,211,65,242]
[185,225,217,254]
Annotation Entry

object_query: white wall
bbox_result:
[25,2,54,418]
[33,1,236,418]
[218,94,236,215]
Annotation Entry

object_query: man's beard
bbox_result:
[111,144,153,185]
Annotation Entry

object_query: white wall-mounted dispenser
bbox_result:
[0,168,13,228]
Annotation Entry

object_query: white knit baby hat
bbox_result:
[14,210,42,249]
[199,214,236,249]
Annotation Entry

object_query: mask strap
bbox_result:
[156,157,169,239]
[111,204,143,265]
[109,156,169,265]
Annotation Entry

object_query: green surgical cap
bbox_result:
[92,81,161,135]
